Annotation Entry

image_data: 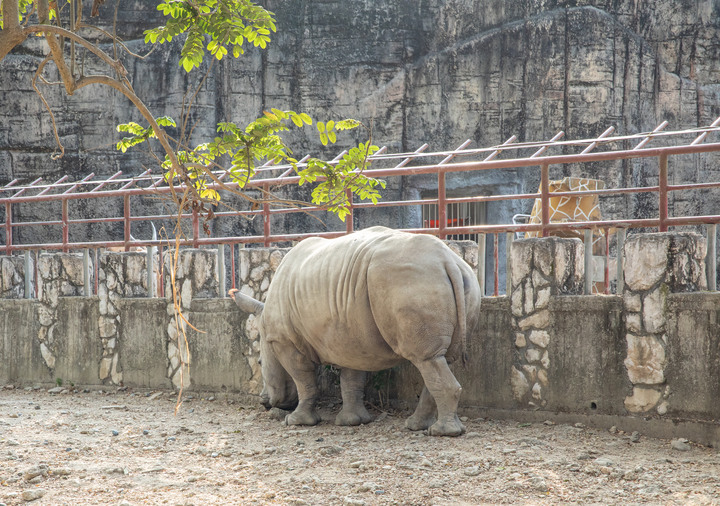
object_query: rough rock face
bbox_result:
[1,1,720,236]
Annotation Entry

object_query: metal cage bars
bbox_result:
[3,116,720,297]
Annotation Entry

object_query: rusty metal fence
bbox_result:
[3,116,720,298]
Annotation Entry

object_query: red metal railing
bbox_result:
[3,117,720,296]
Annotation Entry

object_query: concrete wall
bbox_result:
[1,234,720,446]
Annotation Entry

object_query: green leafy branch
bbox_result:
[144,0,277,72]
[116,116,177,153]
[115,108,384,222]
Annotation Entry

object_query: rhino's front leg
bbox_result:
[273,344,321,426]
[336,368,373,426]
[405,386,437,431]
[412,356,465,437]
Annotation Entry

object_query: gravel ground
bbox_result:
[1,386,719,505]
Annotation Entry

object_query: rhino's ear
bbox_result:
[230,290,265,315]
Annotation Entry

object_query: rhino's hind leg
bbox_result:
[336,368,373,426]
[273,344,321,427]
[405,386,437,431]
[413,357,465,437]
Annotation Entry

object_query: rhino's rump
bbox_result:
[261,227,471,370]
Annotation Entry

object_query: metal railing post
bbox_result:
[493,233,499,296]
[123,195,131,251]
[192,208,200,249]
[584,229,593,295]
[477,233,486,297]
[438,171,447,240]
[217,243,226,298]
[540,163,550,237]
[707,224,717,291]
[4,202,11,255]
[263,183,271,247]
[506,232,513,296]
[616,229,626,295]
[659,154,669,232]
[83,248,91,296]
[346,189,354,235]
[146,245,155,297]
[24,250,32,299]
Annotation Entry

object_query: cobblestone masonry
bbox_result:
[622,232,707,415]
[0,255,28,299]
[36,253,87,371]
[164,248,220,389]
[2,233,710,412]
[509,237,584,408]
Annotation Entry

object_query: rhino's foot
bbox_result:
[284,409,321,427]
[405,413,437,432]
[428,415,465,437]
[335,406,373,426]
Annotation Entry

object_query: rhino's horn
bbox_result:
[231,290,265,315]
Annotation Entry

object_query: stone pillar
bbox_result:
[97,252,150,385]
[0,255,28,298]
[509,237,584,408]
[622,232,706,415]
[37,253,87,371]
[163,249,220,389]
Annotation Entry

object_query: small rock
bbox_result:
[48,387,64,394]
[147,392,163,401]
[342,498,366,506]
[111,430,119,437]
[375,412,388,422]
[23,465,48,481]
[465,431,481,438]
[594,457,614,467]
[357,482,378,493]
[530,476,548,492]
[463,466,482,477]
[629,431,641,443]
[34,405,40,410]
[671,439,692,451]
[21,489,46,502]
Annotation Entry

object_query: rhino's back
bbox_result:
[262,227,471,369]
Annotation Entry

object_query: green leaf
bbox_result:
[328,131,337,144]
[317,121,326,134]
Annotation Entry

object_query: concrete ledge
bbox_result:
[460,406,720,449]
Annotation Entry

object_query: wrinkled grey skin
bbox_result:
[230,226,481,436]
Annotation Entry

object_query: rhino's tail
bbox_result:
[446,259,469,368]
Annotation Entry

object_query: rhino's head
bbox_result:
[229,289,298,410]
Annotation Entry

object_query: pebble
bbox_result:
[111,430,119,437]
[47,387,64,394]
[629,431,641,443]
[23,465,48,481]
[465,431,481,438]
[463,466,482,477]
[342,497,366,506]
[594,457,614,467]
[21,489,46,502]
[357,482,378,492]
[671,439,692,451]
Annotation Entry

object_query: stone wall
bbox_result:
[1,233,720,446]
[3,1,720,249]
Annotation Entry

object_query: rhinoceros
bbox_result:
[230,226,481,436]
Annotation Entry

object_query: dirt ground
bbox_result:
[0,386,719,506]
